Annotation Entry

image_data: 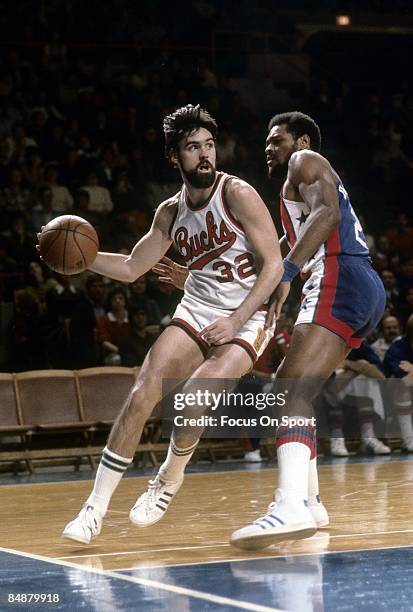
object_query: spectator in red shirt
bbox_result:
[385,212,413,259]
[96,287,131,365]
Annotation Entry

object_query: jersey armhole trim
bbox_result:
[221,176,245,233]
[168,200,180,240]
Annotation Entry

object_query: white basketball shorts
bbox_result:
[168,294,274,363]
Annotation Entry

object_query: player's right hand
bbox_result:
[152,256,188,290]
[264,281,291,329]
[35,227,44,258]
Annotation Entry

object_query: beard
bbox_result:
[181,163,216,188]
[268,156,291,181]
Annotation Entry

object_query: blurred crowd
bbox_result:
[0,2,411,458]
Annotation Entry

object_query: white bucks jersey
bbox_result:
[170,173,260,310]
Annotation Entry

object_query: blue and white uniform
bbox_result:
[280,178,385,347]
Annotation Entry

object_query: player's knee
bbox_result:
[128,375,162,415]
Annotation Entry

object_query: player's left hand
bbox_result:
[264,281,291,329]
[200,315,241,345]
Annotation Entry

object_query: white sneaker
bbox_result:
[244,450,262,463]
[129,474,183,527]
[308,496,329,528]
[267,493,329,528]
[230,489,317,551]
[361,438,391,455]
[401,437,413,453]
[62,505,103,544]
[330,437,350,457]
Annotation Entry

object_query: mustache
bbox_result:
[197,161,213,169]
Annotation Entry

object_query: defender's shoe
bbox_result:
[230,489,317,551]
[62,505,103,544]
[129,474,183,527]
[267,493,329,528]
[308,495,330,528]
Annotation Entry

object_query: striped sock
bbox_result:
[276,418,316,501]
[86,447,133,516]
[308,457,320,505]
[159,436,198,482]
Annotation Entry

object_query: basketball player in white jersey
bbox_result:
[57,104,282,544]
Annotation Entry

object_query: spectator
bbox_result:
[384,313,413,452]
[397,257,413,295]
[9,122,36,164]
[71,189,100,226]
[111,167,141,216]
[43,164,73,212]
[119,308,160,366]
[44,124,68,164]
[372,235,393,272]
[22,147,43,190]
[1,165,31,215]
[60,147,84,193]
[0,237,20,302]
[21,261,58,317]
[128,275,161,326]
[5,214,36,270]
[325,342,390,456]
[30,185,60,231]
[381,269,400,314]
[371,315,401,361]
[96,287,131,365]
[69,275,106,369]
[81,170,113,214]
[44,274,84,368]
[385,212,413,259]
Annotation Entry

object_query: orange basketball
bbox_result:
[39,215,99,275]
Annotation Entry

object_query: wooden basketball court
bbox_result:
[1,458,413,610]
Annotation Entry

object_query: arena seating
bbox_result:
[0,367,249,472]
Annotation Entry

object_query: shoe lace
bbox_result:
[82,506,99,532]
[253,501,278,525]
[146,477,163,507]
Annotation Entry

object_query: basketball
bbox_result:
[39,215,99,275]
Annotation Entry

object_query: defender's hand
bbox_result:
[264,281,291,329]
[152,256,188,290]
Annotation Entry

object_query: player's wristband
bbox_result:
[281,259,300,282]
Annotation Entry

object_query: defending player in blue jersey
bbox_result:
[231,112,386,550]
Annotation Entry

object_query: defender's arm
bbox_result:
[285,151,340,270]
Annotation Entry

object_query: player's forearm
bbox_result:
[286,207,340,269]
[89,252,139,283]
[231,259,283,327]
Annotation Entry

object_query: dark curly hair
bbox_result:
[163,104,218,159]
[268,111,321,152]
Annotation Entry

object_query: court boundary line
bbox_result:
[56,527,413,561]
[113,543,413,572]
[0,546,282,612]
